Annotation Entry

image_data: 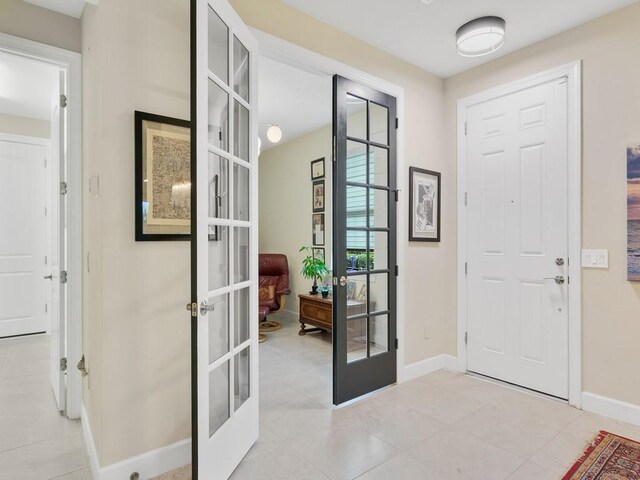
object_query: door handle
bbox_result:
[339,276,347,287]
[543,276,565,285]
[44,275,53,280]
[200,301,215,316]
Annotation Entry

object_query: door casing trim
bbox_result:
[253,28,408,383]
[456,61,582,407]
[0,32,83,418]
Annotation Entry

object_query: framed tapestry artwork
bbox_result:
[628,142,640,281]
[409,167,441,242]
[311,158,325,180]
[312,213,325,246]
[313,179,325,213]
[135,111,191,241]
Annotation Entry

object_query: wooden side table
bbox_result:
[297,293,367,335]
[298,293,332,335]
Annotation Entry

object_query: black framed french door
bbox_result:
[332,75,398,405]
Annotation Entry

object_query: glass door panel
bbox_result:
[333,75,397,405]
[208,293,229,363]
[208,153,229,218]
[208,80,229,151]
[208,361,230,436]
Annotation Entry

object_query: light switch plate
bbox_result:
[581,249,609,268]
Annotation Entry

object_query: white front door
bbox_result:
[465,78,569,398]
[0,136,47,338]
[193,0,259,478]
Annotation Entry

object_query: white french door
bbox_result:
[192,1,259,478]
[465,78,569,398]
[0,135,47,339]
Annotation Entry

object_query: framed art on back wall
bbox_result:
[409,167,441,242]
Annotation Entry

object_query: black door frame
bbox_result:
[332,75,398,405]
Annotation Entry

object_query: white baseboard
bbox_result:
[582,392,640,427]
[81,403,191,480]
[399,354,459,383]
[81,404,101,480]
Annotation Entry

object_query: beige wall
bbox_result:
[81,0,191,466]
[444,4,640,405]
[0,0,81,52]
[231,0,449,366]
[0,113,50,138]
[259,125,333,313]
[80,0,448,466]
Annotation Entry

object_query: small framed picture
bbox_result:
[312,213,325,246]
[312,247,325,263]
[347,281,357,299]
[409,167,441,242]
[313,180,325,212]
[311,158,325,180]
[135,111,191,241]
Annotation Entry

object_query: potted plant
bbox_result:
[299,246,328,295]
[319,280,331,299]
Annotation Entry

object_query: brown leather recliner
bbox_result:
[258,253,291,313]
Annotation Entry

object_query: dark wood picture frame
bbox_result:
[409,166,441,242]
[135,110,191,241]
[312,179,325,213]
[311,157,325,180]
[312,212,325,246]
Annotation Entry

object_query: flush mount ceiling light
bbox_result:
[456,16,506,58]
[266,125,282,143]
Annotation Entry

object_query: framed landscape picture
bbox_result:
[135,111,191,241]
[628,142,640,281]
[409,167,441,242]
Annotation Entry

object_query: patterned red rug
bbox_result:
[563,430,640,479]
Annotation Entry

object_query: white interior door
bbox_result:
[465,78,569,398]
[49,70,67,412]
[193,1,259,478]
[0,136,47,338]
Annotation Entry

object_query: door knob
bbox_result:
[44,275,53,280]
[339,276,347,287]
[200,301,215,316]
[543,276,565,285]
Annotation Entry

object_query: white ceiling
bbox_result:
[0,52,59,120]
[280,0,640,78]
[258,56,331,151]
[22,0,98,18]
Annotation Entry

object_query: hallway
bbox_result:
[0,335,90,480]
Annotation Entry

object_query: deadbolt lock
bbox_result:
[555,258,565,266]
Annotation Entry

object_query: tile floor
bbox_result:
[229,311,640,480]
[0,334,91,480]
[5,317,640,480]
